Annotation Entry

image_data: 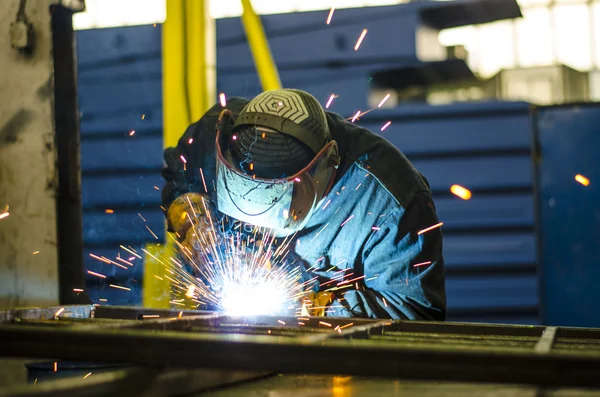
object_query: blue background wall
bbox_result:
[76,17,539,323]
[535,105,600,327]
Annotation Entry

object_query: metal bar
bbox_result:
[51,4,88,306]
[534,326,558,354]
[240,0,282,91]
[2,324,600,388]
[0,306,93,323]
[0,367,270,397]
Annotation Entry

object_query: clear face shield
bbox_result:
[215,110,340,235]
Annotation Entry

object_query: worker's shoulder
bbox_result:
[325,111,430,208]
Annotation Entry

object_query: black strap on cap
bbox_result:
[234,112,324,155]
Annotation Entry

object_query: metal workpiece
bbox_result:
[2,306,600,391]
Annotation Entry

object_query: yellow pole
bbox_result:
[240,0,282,91]
[143,0,215,308]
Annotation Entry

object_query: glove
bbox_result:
[167,192,210,242]
[301,291,335,317]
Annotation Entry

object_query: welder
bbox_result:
[162,89,446,320]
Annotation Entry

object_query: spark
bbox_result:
[53,362,58,372]
[351,110,361,123]
[298,321,305,325]
[129,130,135,136]
[73,288,84,292]
[0,212,8,220]
[188,138,194,144]
[354,29,368,51]
[325,94,336,108]
[138,213,147,222]
[340,215,354,227]
[146,225,159,240]
[99,299,107,302]
[180,155,187,164]
[219,93,227,107]
[338,275,365,286]
[185,284,195,298]
[32,251,39,255]
[200,168,208,193]
[109,284,131,291]
[378,93,391,108]
[232,135,237,141]
[54,307,65,317]
[87,270,106,279]
[178,311,183,318]
[105,209,114,214]
[380,121,392,131]
[142,315,160,319]
[322,199,331,210]
[339,322,354,329]
[277,320,286,325]
[294,177,301,182]
[414,261,432,267]
[84,372,92,379]
[326,7,335,24]
[371,226,380,231]
[575,174,590,186]
[120,245,142,259]
[382,298,388,307]
[417,222,444,235]
[153,186,160,190]
[141,114,146,120]
[319,321,332,327]
[450,184,472,200]
[89,253,111,264]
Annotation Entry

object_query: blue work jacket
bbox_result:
[162,97,446,320]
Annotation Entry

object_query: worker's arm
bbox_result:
[161,97,249,232]
[327,191,446,320]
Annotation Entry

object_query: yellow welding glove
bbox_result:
[167,192,209,242]
[301,291,335,317]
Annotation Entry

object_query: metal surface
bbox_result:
[0,0,85,310]
[2,306,600,389]
[0,368,268,397]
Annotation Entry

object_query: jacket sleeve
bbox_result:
[161,97,249,216]
[326,191,446,320]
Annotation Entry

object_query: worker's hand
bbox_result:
[167,192,210,242]
[300,291,335,317]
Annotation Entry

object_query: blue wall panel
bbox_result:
[434,195,534,229]
[536,104,600,327]
[217,5,421,70]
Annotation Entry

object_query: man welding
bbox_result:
[162,88,446,320]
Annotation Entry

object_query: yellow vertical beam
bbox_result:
[143,0,215,308]
[240,0,282,91]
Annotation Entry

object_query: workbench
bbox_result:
[1,306,600,396]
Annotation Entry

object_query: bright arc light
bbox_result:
[221,279,287,316]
